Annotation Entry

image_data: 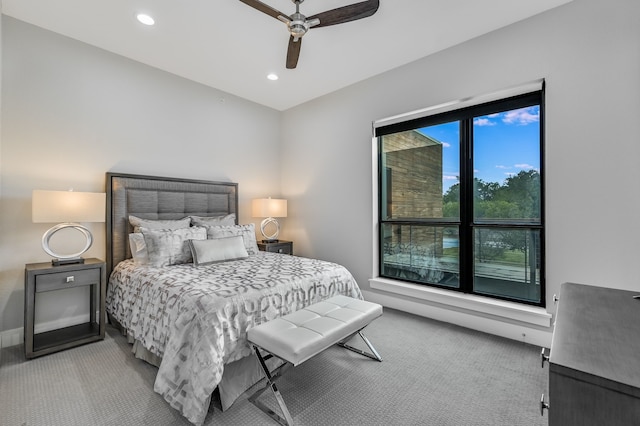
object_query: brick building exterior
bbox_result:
[382,130,444,260]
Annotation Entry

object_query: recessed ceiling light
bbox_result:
[267,73,279,81]
[136,13,155,26]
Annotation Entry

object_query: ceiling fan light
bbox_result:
[267,73,279,81]
[289,23,306,37]
[136,13,155,26]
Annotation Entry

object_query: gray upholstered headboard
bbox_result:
[106,172,238,275]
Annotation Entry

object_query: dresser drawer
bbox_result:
[36,268,101,293]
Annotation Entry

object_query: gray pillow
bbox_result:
[129,215,191,233]
[205,224,259,255]
[140,226,207,267]
[189,214,236,227]
[189,236,249,266]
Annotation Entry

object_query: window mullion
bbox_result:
[459,118,473,294]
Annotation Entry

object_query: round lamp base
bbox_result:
[260,217,280,242]
[42,222,93,265]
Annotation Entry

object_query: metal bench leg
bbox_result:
[249,345,295,426]
[337,329,383,362]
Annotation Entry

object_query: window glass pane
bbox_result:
[380,121,460,220]
[473,228,541,303]
[473,106,541,223]
[381,223,459,287]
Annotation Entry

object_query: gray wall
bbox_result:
[0,17,281,334]
[281,0,640,330]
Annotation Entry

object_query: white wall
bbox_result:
[281,0,640,344]
[0,17,282,337]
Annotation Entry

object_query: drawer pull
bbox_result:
[66,276,75,283]
[540,347,549,368]
[540,393,549,415]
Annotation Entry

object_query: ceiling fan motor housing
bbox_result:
[289,13,308,39]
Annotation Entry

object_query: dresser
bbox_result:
[544,282,640,425]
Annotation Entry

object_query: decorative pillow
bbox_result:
[205,223,259,255]
[128,233,149,265]
[140,226,207,267]
[188,236,249,266]
[189,214,236,227]
[129,215,191,233]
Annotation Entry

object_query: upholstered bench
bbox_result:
[247,295,383,426]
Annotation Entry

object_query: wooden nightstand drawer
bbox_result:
[36,268,101,293]
[257,240,293,255]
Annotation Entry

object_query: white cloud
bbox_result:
[442,142,451,148]
[495,165,510,169]
[502,107,539,125]
[474,118,496,126]
[515,163,535,169]
[443,175,458,181]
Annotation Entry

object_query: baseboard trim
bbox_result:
[3,296,553,350]
[0,327,23,349]
[362,289,553,348]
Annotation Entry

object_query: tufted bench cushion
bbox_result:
[247,295,383,366]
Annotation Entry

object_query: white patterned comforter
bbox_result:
[106,252,362,425]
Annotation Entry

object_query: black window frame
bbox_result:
[376,90,545,307]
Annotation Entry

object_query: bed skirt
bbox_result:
[109,314,280,412]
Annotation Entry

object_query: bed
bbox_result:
[104,172,363,425]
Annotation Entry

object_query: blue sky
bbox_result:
[418,106,540,193]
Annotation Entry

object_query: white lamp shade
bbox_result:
[252,198,287,218]
[32,190,106,223]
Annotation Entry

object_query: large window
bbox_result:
[376,90,544,306]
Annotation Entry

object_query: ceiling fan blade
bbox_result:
[238,0,288,21]
[308,0,379,28]
[286,36,302,69]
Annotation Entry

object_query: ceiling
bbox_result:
[2,0,572,111]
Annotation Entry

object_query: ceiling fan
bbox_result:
[239,0,380,69]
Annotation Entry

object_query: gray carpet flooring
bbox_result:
[0,308,548,426]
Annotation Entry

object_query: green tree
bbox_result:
[442,170,540,254]
[493,170,540,220]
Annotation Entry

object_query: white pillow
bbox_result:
[204,223,259,255]
[128,233,149,265]
[189,236,249,266]
[129,215,191,233]
[140,226,207,267]
[189,214,236,227]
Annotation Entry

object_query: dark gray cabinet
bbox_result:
[546,282,640,425]
[24,258,106,359]
[257,240,293,255]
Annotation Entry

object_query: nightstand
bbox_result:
[24,258,106,359]
[257,240,293,255]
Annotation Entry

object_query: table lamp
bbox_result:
[32,189,106,266]
[252,197,287,242]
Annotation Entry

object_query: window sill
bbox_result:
[369,277,551,328]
